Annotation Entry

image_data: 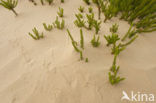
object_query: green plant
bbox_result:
[74,13,86,28]
[110,23,119,33]
[83,0,90,5]
[40,0,44,5]
[121,23,137,41]
[88,7,93,13]
[43,23,53,31]
[28,27,44,40]
[86,13,94,30]
[78,6,84,13]
[109,53,125,85]
[92,0,103,19]
[57,7,64,17]
[61,0,64,3]
[53,16,65,29]
[104,33,120,46]
[120,35,138,47]
[93,19,101,34]
[67,29,84,60]
[85,58,88,62]
[91,35,100,47]
[80,29,84,49]
[0,0,18,16]
[109,71,125,85]
[45,0,53,5]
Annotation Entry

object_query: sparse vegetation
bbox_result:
[57,7,64,17]
[43,23,53,31]
[28,27,44,40]
[104,33,120,46]
[91,35,100,47]
[110,23,119,33]
[53,16,65,29]
[61,0,64,3]
[40,0,44,5]
[74,13,86,28]
[67,29,84,60]
[78,6,84,13]
[93,19,101,34]
[0,0,18,16]
[86,13,94,30]
[80,29,84,49]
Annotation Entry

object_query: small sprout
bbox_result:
[91,35,100,47]
[0,0,18,16]
[88,7,93,13]
[57,7,64,17]
[74,13,86,28]
[45,0,53,5]
[28,27,44,40]
[40,0,44,5]
[85,58,88,62]
[78,6,84,13]
[80,29,84,49]
[86,13,94,30]
[43,23,53,31]
[53,16,65,29]
[109,71,125,85]
[61,0,64,3]
[104,33,120,46]
[83,0,90,5]
[110,23,119,33]
[93,20,101,34]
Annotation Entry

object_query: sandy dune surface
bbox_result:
[0,0,156,103]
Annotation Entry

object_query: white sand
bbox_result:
[0,0,156,103]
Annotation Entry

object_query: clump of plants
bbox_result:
[104,33,120,46]
[110,23,119,33]
[74,13,86,28]
[0,0,18,16]
[91,35,100,47]
[57,7,64,17]
[43,23,53,31]
[83,0,90,5]
[93,19,101,34]
[28,27,44,40]
[53,16,65,29]
[86,13,94,30]
[78,6,84,13]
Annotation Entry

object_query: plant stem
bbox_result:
[11,9,18,16]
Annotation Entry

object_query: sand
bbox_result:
[0,0,156,103]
